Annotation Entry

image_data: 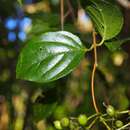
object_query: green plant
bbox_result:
[115,120,124,128]
[78,114,88,125]
[106,105,115,117]
[16,0,130,130]
[54,120,62,130]
[61,117,70,127]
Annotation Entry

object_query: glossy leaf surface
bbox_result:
[16,31,86,83]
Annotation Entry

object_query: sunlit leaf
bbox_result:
[16,31,86,83]
[86,0,123,40]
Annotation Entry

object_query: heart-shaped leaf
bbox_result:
[86,0,123,41]
[16,31,86,83]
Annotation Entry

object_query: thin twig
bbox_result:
[100,117,111,130]
[66,0,76,21]
[60,0,64,30]
[91,31,99,113]
[87,117,99,129]
[87,113,100,121]
[86,37,105,52]
[64,10,71,19]
[117,110,130,115]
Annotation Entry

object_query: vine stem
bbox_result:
[117,110,130,114]
[87,113,100,121]
[100,117,111,130]
[66,0,75,21]
[60,0,64,30]
[87,117,99,129]
[85,38,105,52]
[91,31,99,113]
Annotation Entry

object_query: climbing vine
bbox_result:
[16,0,130,130]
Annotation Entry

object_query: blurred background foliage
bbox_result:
[0,0,130,130]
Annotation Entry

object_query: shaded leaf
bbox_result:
[16,31,86,83]
[33,103,57,121]
[28,14,59,38]
[29,21,50,36]
[105,38,130,52]
[86,0,123,40]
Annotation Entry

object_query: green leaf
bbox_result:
[16,31,86,83]
[86,0,123,40]
[29,14,59,36]
[33,103,57,121]
[105,38,130,52]
[29,21,50,36]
